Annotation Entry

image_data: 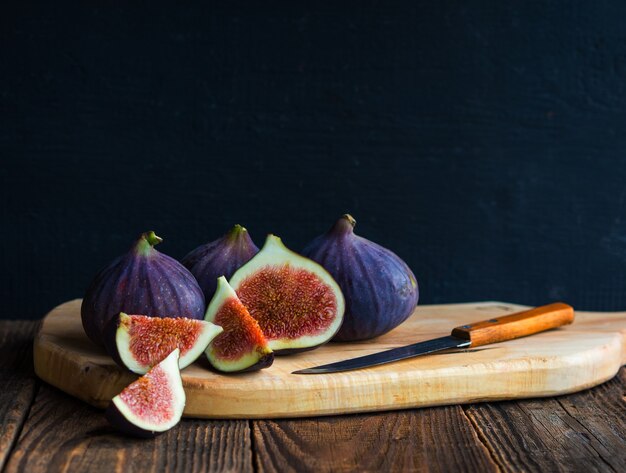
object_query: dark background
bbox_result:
[3,2,626,320]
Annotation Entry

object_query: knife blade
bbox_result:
[292,302,574,374]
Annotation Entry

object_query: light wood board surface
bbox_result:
[34,300,626,419]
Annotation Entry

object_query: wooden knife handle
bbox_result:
[451,302,574,347]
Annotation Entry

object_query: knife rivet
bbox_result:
[488,319,498,323]
[462,325,471,329]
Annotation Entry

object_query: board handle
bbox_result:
[451,302,574,347]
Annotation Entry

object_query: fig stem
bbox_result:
[228,224,247,239]
[136,231,163,255]
[144,231,163,246]
[331,214,356,235]
[343,214,356,227]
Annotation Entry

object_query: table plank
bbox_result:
[252,406,499,472]
[1,318,624,472]
[4,384,253,473]
[464,367,626,473]
[0,320,41,471]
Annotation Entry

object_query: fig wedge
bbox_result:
[106,349,185,438]
[204,277,273,372]
[107,313,223,375]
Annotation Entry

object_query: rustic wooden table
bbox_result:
[1,320,624,472]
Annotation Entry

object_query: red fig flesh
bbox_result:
[229,235,344,353]
[106,349,185,438]
[205,277,273,372]
[302,214,419,341]
[182,225,259,302]
[81,231,205,346]
[108,313,223,374]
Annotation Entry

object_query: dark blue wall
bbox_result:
[3,2,626,319]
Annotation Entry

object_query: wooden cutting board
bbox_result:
[34,299,626,419]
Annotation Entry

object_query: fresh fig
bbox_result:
[106,313,223,375]
[181,225,259,302]
[204,276,273,372]
[81,231,206,347]
[106,348,185,438]
[229,235,345,354]
[302,214,419,341]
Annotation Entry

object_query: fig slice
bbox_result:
[229,235,345,354]
[109,313,223,374]
[106,348,185,438]
[204,276,274,372]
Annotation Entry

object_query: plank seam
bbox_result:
[0,321,42,473]
[0,382,39,473]
[249,420,259,473]
[460,405,504,473]
[554,398,619,473]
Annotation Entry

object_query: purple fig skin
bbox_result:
[181,225,259,302]
[105,402,161,438]
[301,215,419,342]
[81,231,206,347]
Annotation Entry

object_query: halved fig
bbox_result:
[229,235,345,354]
[106,348,185,438]
[107,313,223,374]
[204,276,274,372]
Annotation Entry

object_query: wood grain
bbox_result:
[464,367,626,472]
[252,407,499,473]
[0,316,624,471]
[0,320,41,471]
[5,384,253,473]
[34,300,626,418]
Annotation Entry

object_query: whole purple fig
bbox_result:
[81,231,205,347]
[181,225,259,302]
[302,214,419,341]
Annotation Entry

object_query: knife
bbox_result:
[292,302,574,374]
